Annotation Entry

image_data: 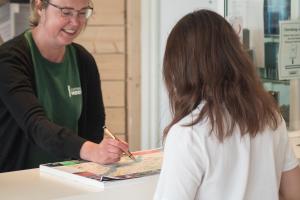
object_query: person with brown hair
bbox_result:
[0,0,128,172]
[154,9,300,200]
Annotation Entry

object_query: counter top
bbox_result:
[0,169,158,200]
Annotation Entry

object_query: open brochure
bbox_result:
[39,149,163,188]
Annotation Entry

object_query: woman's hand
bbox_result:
[80,138,129,164]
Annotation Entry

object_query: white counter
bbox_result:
[0,169,158,200]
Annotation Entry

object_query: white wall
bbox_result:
[141,0,161,149]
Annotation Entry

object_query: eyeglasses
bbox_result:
[44,0,93,20]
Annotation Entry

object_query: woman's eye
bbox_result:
[61,9,73,17]
[79,10,87,16]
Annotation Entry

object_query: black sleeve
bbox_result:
[0,36,86,159]
[75,43,105,143]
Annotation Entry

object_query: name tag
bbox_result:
[67,85,82,97]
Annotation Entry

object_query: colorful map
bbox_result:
[41,149,163,182]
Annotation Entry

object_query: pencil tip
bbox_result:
[130,155,136,161]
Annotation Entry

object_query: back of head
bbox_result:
[163,9,280,141]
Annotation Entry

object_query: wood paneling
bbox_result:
[94,54,125,81]
[88,0,125,25]
[126,0,141,150]
[102,81,125,107]
[0,0,7,6]
[75,26,125,54]
[74,1,141,146]
[106,108,125,134]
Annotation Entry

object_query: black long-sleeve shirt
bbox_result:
[0,33,105,172]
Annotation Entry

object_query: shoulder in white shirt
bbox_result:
[154,105,299,200]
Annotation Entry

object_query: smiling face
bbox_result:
[36,0,90,48]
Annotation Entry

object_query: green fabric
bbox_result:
[25,30,82,132]
[24,30,82,167]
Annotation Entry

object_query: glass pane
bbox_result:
[262,0,291,127]
[226,0,293,128]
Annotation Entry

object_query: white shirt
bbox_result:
[154,105,299,200]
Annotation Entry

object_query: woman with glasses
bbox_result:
[154,10,300,200]
[0,0,129,172]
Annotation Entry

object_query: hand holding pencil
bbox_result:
[79,126,134,164]
[103,126,136,160]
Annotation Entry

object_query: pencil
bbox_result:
[103,126,136,160]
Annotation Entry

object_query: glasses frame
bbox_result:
[43,0,94,20]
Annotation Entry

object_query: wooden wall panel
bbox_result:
[74,1,140,145]
[0,0,7,6]
[106,108,125,134]
[126,0,141,150]
[102,81,125,107]
[94,54,125,81]
[75,26,125,54]
[89,0,125,25]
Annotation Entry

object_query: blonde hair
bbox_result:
[29,0,49,27]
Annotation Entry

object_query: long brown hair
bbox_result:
[163,9,280,141]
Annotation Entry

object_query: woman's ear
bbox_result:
[34,0,43,10]
[36,0,44,15]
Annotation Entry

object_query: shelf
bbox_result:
[264,35,279,43]
[261,78,290,85]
